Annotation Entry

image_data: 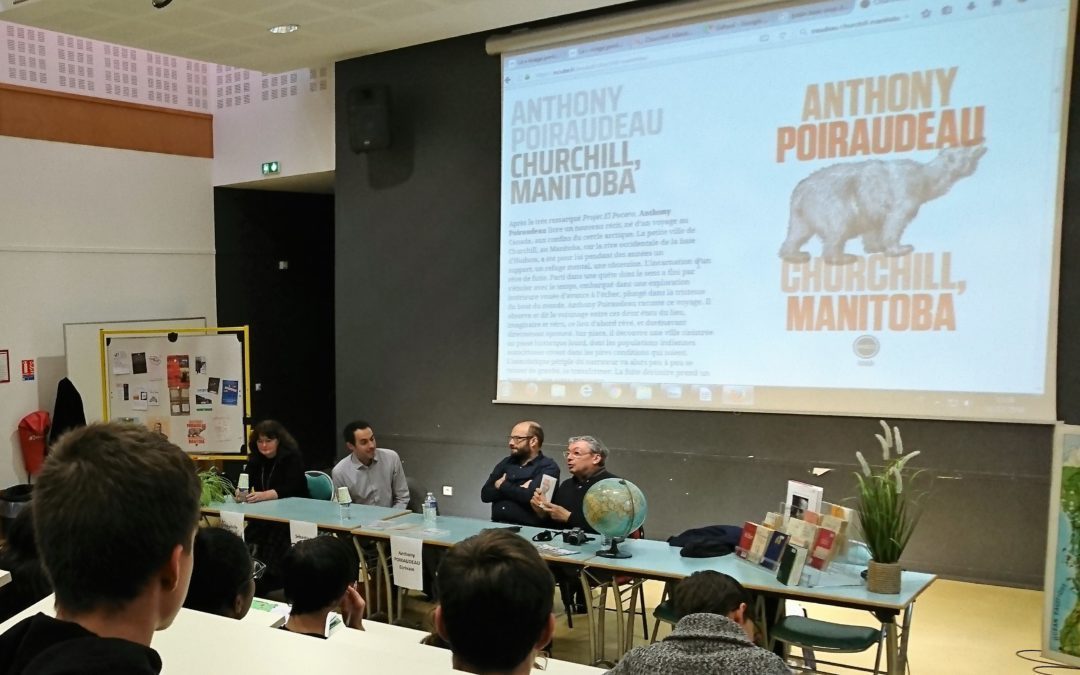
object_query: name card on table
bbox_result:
[220,510,245,541]
[390,535,424,590]
[290,519,318,545]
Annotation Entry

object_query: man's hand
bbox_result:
[530,488,548,517]
[546,504,571,523]
[494,473,507,489]
[342,584,365,631]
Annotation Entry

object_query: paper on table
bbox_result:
[220,510,245,541]
[390,535,424,590]
[290,520,318,544]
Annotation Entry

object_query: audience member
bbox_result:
[606,571,791,674]
[332,420,410,508]
[434,529,555,675]
[0,508,51,623]
[280,536,364,638]
[481,421,559,526]
[183,527,256,620]
[0,422,201,674]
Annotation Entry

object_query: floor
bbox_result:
[398,578,1048,674]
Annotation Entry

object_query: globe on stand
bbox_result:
[583,478,647,559]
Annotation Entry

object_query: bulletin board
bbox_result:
[101,327,250,456]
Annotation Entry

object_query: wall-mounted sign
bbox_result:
[0,350,9,383]
[21,359,34,381]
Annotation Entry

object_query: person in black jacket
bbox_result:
[480,421,560,526]
[240,420,309,502]
[0,508,51,624]
[239,420,308,595]
[0,422,201,675]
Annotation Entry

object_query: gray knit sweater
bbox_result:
[606,613,791,674]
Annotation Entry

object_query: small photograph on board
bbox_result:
[148,355,163,380]
[146,416,170,437]
[195,356,207,374]
[222,380,239,406]
[147,388,160,406]
[208,377,220,394]
[169,387,190,416]
[195,389,212,412]
[132,352,148,375]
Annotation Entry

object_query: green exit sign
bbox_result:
[261,161,280,176]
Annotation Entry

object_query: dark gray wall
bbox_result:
[335,26,1080,589]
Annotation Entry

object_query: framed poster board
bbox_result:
[1044,423,1080,666]
[101,327,250,456]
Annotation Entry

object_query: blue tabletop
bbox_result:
[577,538,935,611]
[353,513,597,561]
[203,498,410,531]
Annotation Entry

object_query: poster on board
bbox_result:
[1044,424,1080,666]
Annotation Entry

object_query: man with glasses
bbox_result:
[530,435,617,532]
[480,421,560,526]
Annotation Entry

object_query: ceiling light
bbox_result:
[268,24,300,34]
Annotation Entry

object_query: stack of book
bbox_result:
[734,481,856,586]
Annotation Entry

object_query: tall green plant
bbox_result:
[853,420,924,564]
[198,467,235,507]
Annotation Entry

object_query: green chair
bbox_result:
[304,471,334,500]
[770,614,884,674]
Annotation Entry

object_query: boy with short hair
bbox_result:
[0,422,202,674]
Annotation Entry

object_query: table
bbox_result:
[578,538,935,674]
[203,498,410,613]
[352,513,596,623]
[0,594,601,674]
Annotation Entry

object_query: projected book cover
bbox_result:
[497,0,1071,421]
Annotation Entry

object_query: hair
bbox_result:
[184,527,253,618]
[248,420,299,462]
[34,422,201,614]
[282,536,357,615]
[437,529,553,672]
[342,420,373,445]
[0,507,36,569]
[524,421,544,448]
[672,571,748,619]
[568,435,609,464]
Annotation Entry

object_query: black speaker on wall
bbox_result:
[347,85,391,153]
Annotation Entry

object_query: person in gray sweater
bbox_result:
[607,571,791,675]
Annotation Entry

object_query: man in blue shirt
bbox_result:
[480,420,560,526]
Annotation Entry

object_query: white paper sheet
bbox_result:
[390,534,424,590]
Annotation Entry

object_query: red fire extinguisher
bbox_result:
[18,411,50,479]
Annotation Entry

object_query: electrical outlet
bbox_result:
[442,485,453,497]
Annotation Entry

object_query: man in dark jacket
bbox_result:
[480,420,560,526]
[0,422,201,675]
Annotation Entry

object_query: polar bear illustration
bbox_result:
[779,145,987,265]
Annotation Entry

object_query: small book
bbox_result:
[763,512,784,529]
[786,480,824,524]
[760,530,790,569]
[539,474,558,502]
[749,524,775,564]
[785,518,819,549]
[736,522,758,560]
[809,526,838,570]
[776,543,809,586]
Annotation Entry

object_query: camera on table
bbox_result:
[561,528,591,546]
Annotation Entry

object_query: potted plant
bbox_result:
[853,420,924,593]
[198,467,235,507]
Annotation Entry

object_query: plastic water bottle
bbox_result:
[337,486,352,520]
[423,492,438,525]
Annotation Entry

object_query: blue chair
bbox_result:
[305,471,334,500]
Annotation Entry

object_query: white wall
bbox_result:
[0,136,216,488]
[212,66,335,187]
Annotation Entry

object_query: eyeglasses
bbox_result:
[562,450,593,458]
[252,558,267,580]
[508,435,534,443]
